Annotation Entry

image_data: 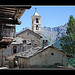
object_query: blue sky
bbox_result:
[16,6,75,32]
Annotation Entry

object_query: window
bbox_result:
[23,40,26,44]
[36,18,39,23]
[36,25,39,30]
[13,46,17,53]
[51,53,54,55]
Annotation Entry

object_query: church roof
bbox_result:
[16,29,42,38]
[33,11,40,16]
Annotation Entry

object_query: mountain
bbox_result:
[41,23,68,45]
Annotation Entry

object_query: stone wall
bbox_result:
[16,30,41,47]
[17,47,68,68]
[29,48,67,68]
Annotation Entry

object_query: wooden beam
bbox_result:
[0,18,21,25]
[0,13,14,18]
[0,8,16,13]
[0,7,17,11]
[14,9,26,19]
[0,11,15,15]
[0,6,31,20]
[0,6,31,9]
[0,10,15,15]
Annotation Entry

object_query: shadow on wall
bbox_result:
[29,63,64,68]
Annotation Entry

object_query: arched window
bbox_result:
[36,18,39,23]
[36,25,39,30]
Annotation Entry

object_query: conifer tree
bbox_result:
[60,15,75,55]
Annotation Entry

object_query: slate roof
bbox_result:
[16,45,73,59]
[11,37,24,45]
[6,44,73,61]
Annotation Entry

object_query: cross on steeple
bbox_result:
[35,8,37,12]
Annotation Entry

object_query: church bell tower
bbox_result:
[31,8,41,35]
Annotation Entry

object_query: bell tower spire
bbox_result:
[31,8,41,35]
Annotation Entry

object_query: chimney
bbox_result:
[42,40,48,48]
[23,40,27,51]
[52,44,54,47]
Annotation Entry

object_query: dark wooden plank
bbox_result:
[14,9,26,19]
[0,9,16,13]
[0,14,13,18]
[0,6,31,9]
[0,18,21,25]
[0,7,17,11]
[0,11,15,15]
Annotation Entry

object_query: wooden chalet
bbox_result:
[0,6,31,48]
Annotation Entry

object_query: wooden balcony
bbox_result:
[0,37,13,48]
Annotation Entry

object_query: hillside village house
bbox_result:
[0,8,73,68]
[16,29,42,48]
[15,45,73,68]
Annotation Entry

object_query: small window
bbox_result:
[36,18,39,23]
[36,25,39,30]
[13,46,17,53]
[51,53,54,55]
[23,40,26,44]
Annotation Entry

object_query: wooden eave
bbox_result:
[0,17,21,25]
[0,6,31,25]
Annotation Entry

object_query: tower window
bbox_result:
[36,18,39,23]
[36,25,39,30]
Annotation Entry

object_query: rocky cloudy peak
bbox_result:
[41,23,68,44]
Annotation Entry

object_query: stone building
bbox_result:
[16,8,42,49]
[16,45,73,68]
[16,29,42,48]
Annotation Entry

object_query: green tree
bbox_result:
[60,15,75,55]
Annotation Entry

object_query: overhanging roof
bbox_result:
[0,6,31,25]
